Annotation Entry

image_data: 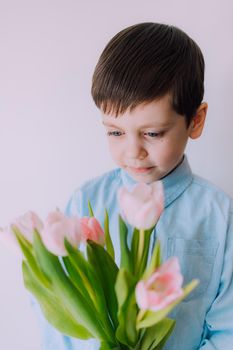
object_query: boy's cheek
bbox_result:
[108,142,122,158]
[107,145,122,165]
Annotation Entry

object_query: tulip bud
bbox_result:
[79,217,105,246]
[135,257,184,312]
[41,211,82,256]
[118,181,164,230]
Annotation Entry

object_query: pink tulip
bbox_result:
[0,211,44,257]
[118,181,164,230]
[135,257,184,312]
[41,211,82,256]
[79,217,105,246]
[12,211,44,243]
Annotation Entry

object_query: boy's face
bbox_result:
[101,94,201,183]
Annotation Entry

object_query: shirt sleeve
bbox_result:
[65,189,83,217]
[199,201,233,349]
[31,189,100,350]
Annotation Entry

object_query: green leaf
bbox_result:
[99,341,123,350]
[12,226,33,251]
[22,261,92,339]
[87,240,119,330]
[33,231,110,341]
[62,256,94,306]
[139,318,175,350]
[63,240,94,302]
[143,240,161,280]
[137,228,154,277]
[137,279,199,329]
[104,209,115,260]
[119,215,132,272]
[64,240,115,340]
[131,228,139,271]
[125,294,138,346]
[13,227,51,288]
[99,342,111,350]
[88,200,94,217]
[115,268,138,347]
[115,268,135,309]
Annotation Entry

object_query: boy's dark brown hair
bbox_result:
[91,22,205,127]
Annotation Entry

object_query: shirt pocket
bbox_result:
[167,237,219,301]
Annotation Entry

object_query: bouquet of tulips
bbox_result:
[0,181,198,349]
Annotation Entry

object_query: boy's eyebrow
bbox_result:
[102,121,122,127]
[102,121,174,128]
[102,121,116,127]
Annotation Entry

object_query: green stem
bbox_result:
[136,229,145,274]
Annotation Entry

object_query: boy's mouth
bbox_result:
[129,166,154,174]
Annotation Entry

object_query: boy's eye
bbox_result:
[144,131,164,138]
[106,130,165,137]
[107,131,123,136]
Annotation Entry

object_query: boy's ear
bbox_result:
[189,102,208,139]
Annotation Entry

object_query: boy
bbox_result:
[34,23,233,349]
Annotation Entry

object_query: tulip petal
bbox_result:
[79,217,105,246]
[135,280,149,310]
[136,257,184,312]
[118,181,164,230]
[12,211,44,243]
[41,212,81,256]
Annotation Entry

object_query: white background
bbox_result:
[0,0,232,349]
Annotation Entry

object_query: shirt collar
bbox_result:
[120,155,193,208]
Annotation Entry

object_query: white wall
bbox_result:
[0,0,232,349]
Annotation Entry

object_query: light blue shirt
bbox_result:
[33,155,233,349]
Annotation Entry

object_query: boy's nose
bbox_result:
[125,140,148,160]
